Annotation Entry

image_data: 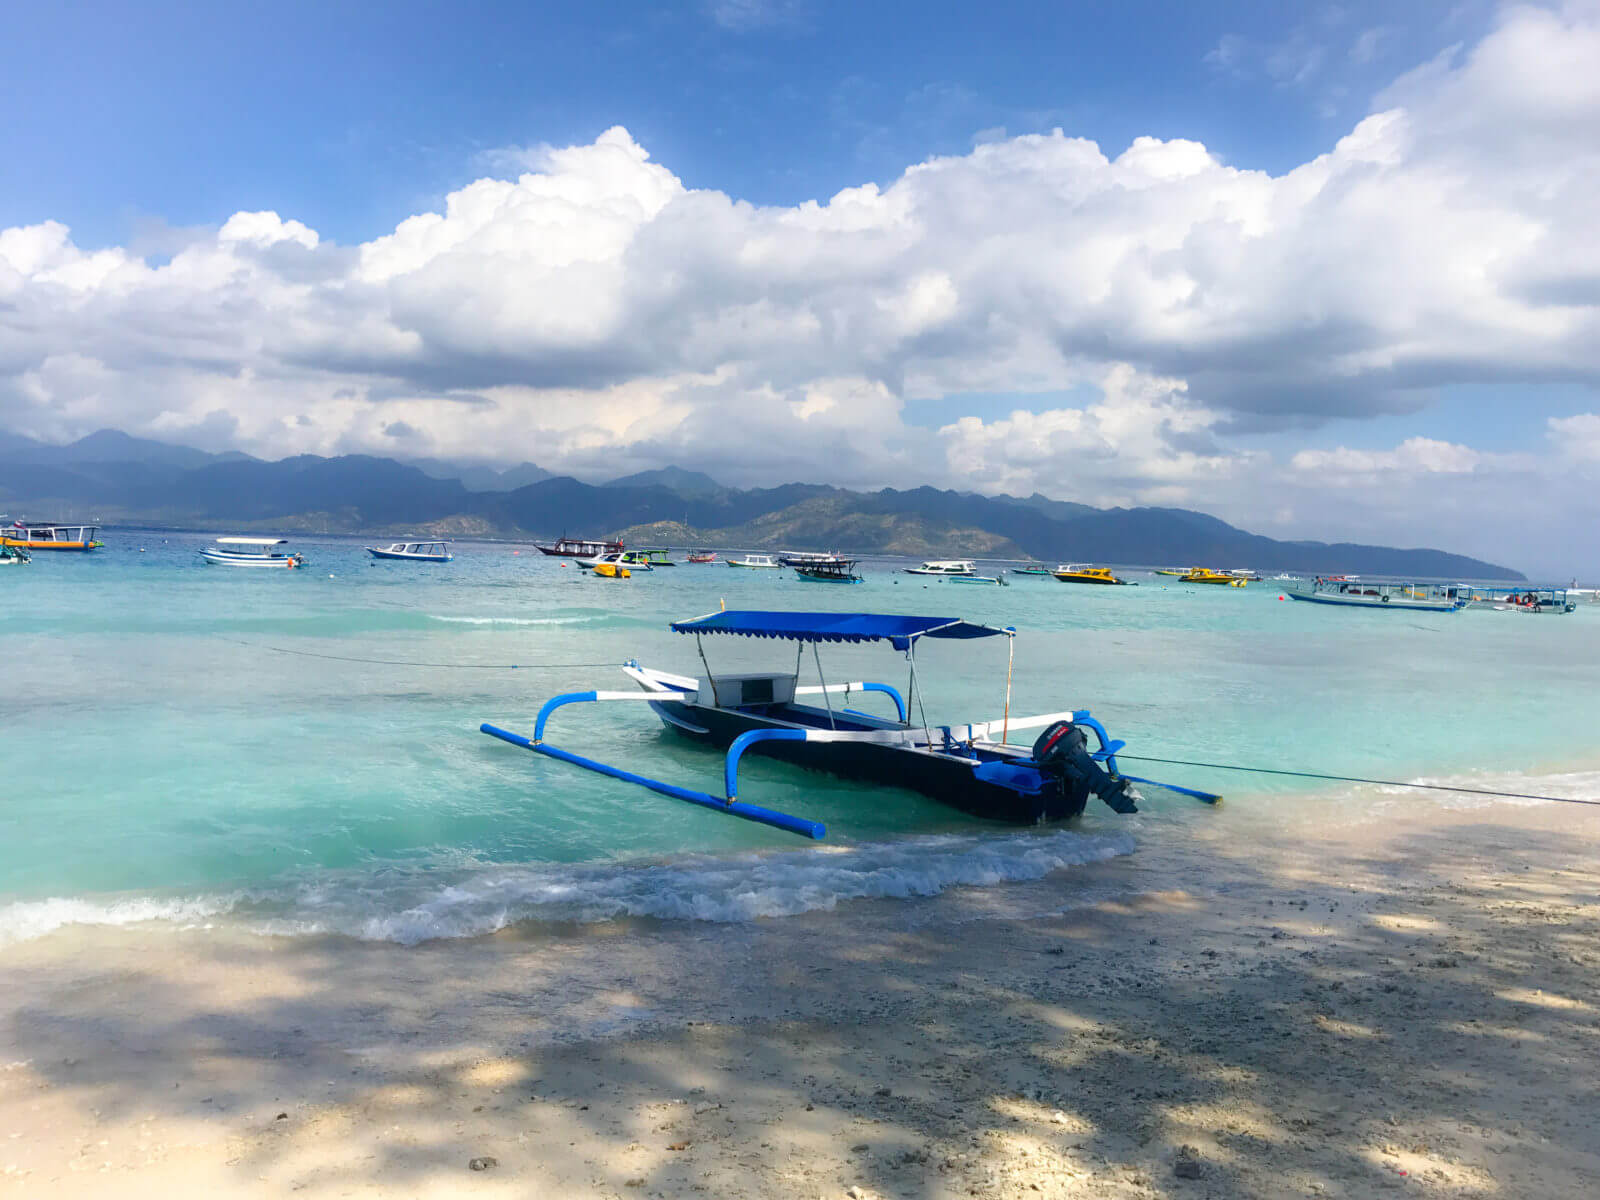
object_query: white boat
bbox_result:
[198,537,306,569]
[1286,579,1464,612]
[367,539,453,562]
[1230,568,1262,581]
[580,551,652,572]
[902,559,976,576]
[0,545,30,566]
[727,554,781,569]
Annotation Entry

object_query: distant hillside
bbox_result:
[2,429,1525,578]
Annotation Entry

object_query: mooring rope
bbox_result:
[1116,754,1600,807]
[215,636,615,670]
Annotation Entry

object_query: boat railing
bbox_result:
[794,681,907,722]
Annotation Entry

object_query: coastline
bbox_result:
[5,798,1599,1197]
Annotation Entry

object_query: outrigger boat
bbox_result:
[727,553,782,569]
[367,539,453,562]
[199,537,306,568]
[1286,579,1465,611]
[2,521,103,551]
[480,609,1220,839]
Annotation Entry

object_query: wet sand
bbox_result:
[4,801,1600,1198]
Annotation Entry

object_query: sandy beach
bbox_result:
[4,800,1599,1199]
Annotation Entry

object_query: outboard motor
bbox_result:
[1032,721,1140,815]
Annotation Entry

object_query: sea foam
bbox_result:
[0,830,1136,947]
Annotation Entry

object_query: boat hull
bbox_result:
[795,570,863,583]
[1054,575,1124,585]
[199,550,301,568]
[1,538,100,551]
[367,548,452,562]
[648,700,1086,824]
[1286,590,1461,612]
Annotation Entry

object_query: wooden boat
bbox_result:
[1181,568,1246,586]
[2,522,102,551]
[794,559,864,583]
[902,560,975,576]
[198,537,305,568]
[1464,586,1577,614]
[536,535,623,558]
[727,554,782,568]
[780,551,846,568]
[1053,564,1126,585]
[687,552,718,564]
[1286,579,1464,611]
[367,539,453,562]
[480,610,1220,839]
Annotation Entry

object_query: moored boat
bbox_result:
[536,535,624,558]
[687,551,718,564]
[581,551,650,572]
[794,559,864,583]
[199,537,306,568]
[1010,565,1055,577]
[1053,564,1126,585]
[727,553,782,568]
[2,521,103,551]
[902,560,976,576]
[1286,579,1464,611]
[592,560,631,579]
[0,544,30,565]
[367,539,453,562]
[630,548,678,567]
[479,610,1219,839]
[1181,568,1246,586]
[949,574,1006,585]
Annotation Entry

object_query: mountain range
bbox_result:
[0,429,1524,578]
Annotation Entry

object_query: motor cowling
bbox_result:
[1031,721,1140,815]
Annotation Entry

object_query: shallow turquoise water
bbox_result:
[4,532,1598,942]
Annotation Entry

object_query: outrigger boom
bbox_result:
[480,610,1219,839]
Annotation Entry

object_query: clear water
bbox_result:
[4,531,1598,944]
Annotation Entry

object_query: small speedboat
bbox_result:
[1181,568,1246,586]
[199,537,305,568]
[902,560,976,576]
[0,544,30,566]
[727,554,782,568]
[1053,565,1126,585]
[582,551,650,572]
[950,574,1006,585]
[1010,565,1055,577]
[367,539,453,562]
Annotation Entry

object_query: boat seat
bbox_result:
[971,760,1048,795]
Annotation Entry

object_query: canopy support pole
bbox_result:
[812,642,836,730]
[1003,635,1014,745]
[695,632,719,706]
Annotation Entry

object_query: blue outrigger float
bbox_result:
[481,609,1218,840]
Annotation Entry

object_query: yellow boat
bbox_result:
[2,522,103,551]
[1053,564,1127,585]
[1153,567,1190,576]
[593,561,631,579]
[1181,567,1247,586]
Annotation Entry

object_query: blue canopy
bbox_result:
[670,610,1011,651]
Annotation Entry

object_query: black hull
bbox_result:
[651,701,1085,824]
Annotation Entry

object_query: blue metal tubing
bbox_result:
[480,723,826,840]
[724,728,809,800]
[533,691,598,742]
[861,682,908,723]
[1071,710,1126,775]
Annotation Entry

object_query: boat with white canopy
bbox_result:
[199,537,306,568]
[481,609,1219,839]
[367,539,453,562]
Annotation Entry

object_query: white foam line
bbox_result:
[427,615,598,626]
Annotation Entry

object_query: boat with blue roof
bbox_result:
[481,609,1219,839]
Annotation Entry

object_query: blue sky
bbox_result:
[3,0,1598,574]
[3,0,1490,246]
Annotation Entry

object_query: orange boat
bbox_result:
[2,522,103,551]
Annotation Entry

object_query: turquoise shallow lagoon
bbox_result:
[4,531,1598,944]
